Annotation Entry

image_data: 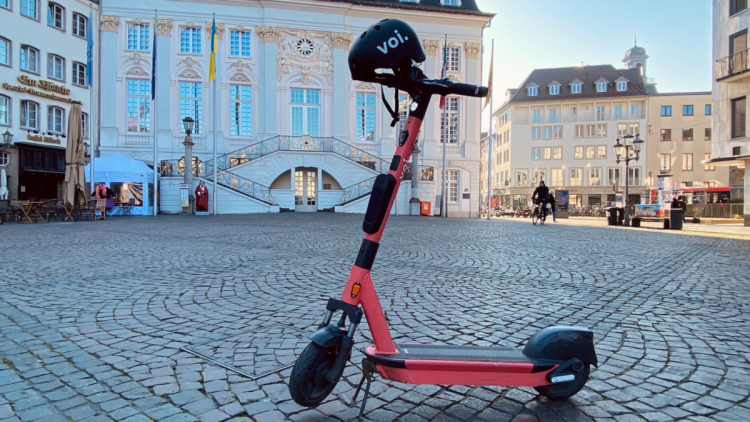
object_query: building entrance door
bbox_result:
[294,168,317,212]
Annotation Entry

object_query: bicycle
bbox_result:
[531,202,548,225]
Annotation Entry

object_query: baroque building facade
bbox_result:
[98,0,492,216]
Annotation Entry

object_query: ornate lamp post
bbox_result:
[182,117,195,214]
[1,130,13,149]
[612,133,644,226]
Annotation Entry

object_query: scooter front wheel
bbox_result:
[534,363,590,401]
[289,342,343,407]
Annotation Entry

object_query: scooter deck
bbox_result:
[388,344,530,362]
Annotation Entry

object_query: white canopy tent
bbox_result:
[85,153,156,215]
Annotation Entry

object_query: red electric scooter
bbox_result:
[289,19,597,415]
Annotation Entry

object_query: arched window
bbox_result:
[229,84,252,137]
[21,100,39,129]
[0,95,9,126]
[20,45,39,73]
[48,2,64,30]
[73,62,86,86]
[0,37,10,67]
[73,13,87,38]
[47,54,65,81]
[21,0,38,19]
[48,106,65,134]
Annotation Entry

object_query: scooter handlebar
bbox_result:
[442,82,489,98]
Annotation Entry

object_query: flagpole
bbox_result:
[152,9,158,216]
[441,34,447,218]
[487,39,493,221]
[89,4,95,195]
[211,13,218,215]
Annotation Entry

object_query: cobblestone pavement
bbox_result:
[1,214,749,422]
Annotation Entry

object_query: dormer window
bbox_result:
[596,82,607,92]
[400,0,419,2]
[528,86,538,96]
[617,80,628,91]
[441,0,460,5]
[571,83,582,94]
[548,83,560,95]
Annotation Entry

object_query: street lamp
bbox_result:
[83,137,91,157]
[1,130,13,149]
[612,133,643,226]
[182,116,196,214]
[182,116,194,135]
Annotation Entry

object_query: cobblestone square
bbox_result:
[1,214,749,422]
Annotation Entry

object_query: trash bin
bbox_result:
[616,207,625,226]
[669,209,683,230]
[420,201,431,216]
[631,217,641,227]
[606,208,618,226]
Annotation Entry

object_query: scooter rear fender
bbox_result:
[523,326,598,367]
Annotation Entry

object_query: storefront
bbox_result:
[15,141,67,201]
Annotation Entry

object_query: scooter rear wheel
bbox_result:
[289,342,343,407]
[534,363,590,401]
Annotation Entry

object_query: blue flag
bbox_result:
[86,8,93,86]
[151,14,157,100]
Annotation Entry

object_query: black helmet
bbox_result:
[349,19,426,83]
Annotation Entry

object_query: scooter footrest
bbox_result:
[377,344,531,362]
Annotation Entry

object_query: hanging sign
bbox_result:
[180,183,189,208]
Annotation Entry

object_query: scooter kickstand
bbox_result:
[352,358,375,418]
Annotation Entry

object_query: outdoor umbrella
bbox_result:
[0,168,7,199]
[63,103,86,218]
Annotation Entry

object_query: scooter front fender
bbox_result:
[523,326,598,367]
[309,325,346,353]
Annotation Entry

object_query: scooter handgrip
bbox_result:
[449,83,488,98]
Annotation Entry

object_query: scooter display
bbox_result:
[288,18,597,415]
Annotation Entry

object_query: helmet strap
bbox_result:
[380,85,400,128]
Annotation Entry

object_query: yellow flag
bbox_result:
[209,16,217,82]
[484,47,493,110]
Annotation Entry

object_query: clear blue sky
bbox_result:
[475,0,712,131]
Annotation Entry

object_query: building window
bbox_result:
[630,104,639,117]
[733,146,742,155]
[127,79,151,133]
[682,128,693,141]
[47,54,64,81]
[0,153,7,166]
[531,147,540,160]
[628,167,641,185]
[596,82,607,92]
[179,82,202,135]
[553,147,562,160]
[532,127,541,139]
[589,168,602,186]
[608,168,620,186]
[597,145,607,158]
[682,153,693,171]
[661,129,671,141]
[705,128,712,140]
[586,124,595,138]
[229,85,252,137]
[291,88,320,137]
[73,13,87,38]
[731,0,747,15]
[571,107,576,115]
[21,0,38,19]
[528,86,537,96]
[616,80,627,91]
[20,101,38,129]
[549,108,557,122]
[543,126,552,139]
[230,30,251,57]
[596,106,605,121]
[446,170,458,202]
[683,105,694,116]
[533,169,546,185]
[575,125,584,138]
[661,106,671,116]
[128,24,150,51]
[82,112,88,139]
[0,95,8,126]
[705,104,712,116]
[613,105,622,119]
[597,124,607,138]
[585,145,595,159]
[704,153,715,171]
[47,106,64,134]
[553,126,562,139]
[20,45,39,73]
[180,27,201,54]
[660,153,671,171]
[570,168,582,186]
[442,0,460,5]
[0,38,9,68]
[571,83,581,94]
[355,92,375,141]
[549,85,559,95]
[532,109,540,123]
[732,97,746,138]
[551,168,563,186]
[516,170,527,187]
[398,95,410,133]
[542,147,551,160]
[574,146,583,159]
[73,62,86,86]
[446,47,460,72]
[440,97,459,144]
[617,123,627,137]
[47,3,64,30]
[0,0,8,9]
[628,123,639,135]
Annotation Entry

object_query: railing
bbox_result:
[438,144,461,156]
[121,134,152,145]
[207,135,391,174]
[716,48,750,80]
[403,163,435,181]
[685,204,744,219]
[159,158,271,204]
[341,176,377,204]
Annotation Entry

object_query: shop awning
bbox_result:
[703,154,750,166]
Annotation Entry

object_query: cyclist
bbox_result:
[532,181,549,219]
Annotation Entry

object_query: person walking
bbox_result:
[547,192,557,222]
